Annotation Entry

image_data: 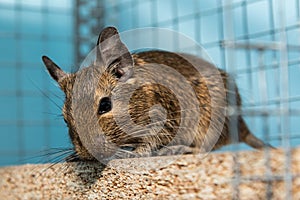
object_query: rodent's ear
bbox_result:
[42,55,67,82]
[96,26,133,82]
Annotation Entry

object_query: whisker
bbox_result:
[32,84,62,111]
[21,148,73,163]
[28,148,76,178]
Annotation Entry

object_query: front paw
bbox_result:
[153,145,201,156]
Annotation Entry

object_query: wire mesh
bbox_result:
[98,0,300,148]
[79,0,300,199]
[0,0,299,198]
[0,0,74,165]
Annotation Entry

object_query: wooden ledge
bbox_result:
[0,148,300,199]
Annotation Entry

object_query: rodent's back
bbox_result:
[133,51,271,151]
[132,51,230,151]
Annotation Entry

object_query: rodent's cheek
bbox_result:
[97,113,117,135]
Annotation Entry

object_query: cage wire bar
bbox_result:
[74,0,104,68]
[222,1,242,199]
[277,1,292,198]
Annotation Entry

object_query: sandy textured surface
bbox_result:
[0,148,300,200]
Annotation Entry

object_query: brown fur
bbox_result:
[42,27,271,162]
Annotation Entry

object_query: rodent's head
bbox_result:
[42,27,139,161]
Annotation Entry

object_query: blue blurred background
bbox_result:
[0,0,299,166]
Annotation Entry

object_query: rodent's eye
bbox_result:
[98,97,112,115]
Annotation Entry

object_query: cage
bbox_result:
[0,0,299,199]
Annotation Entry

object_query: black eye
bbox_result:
[98,97,112,115]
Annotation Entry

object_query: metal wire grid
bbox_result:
[100,0,300,147]
[0,0,74,165]
[0,0,299,197]
[98,0,300,198]
[222,1,296,198]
